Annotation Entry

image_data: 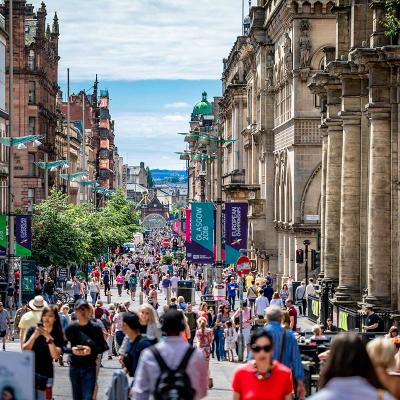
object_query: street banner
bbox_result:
[21,259,36,303]
[15,215,32,257]
[225,202,248,264]
[185,208,191,243]
[172,220,180,235]
[189,202,214,263]
[0,215,6,256]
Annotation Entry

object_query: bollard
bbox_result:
[167,287,171,304]
[139,291,143,305]
[191,287,196,305]
[107,290,111,304]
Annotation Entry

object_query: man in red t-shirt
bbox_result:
[286,299,298,331]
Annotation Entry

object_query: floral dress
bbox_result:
[196,327,213,361]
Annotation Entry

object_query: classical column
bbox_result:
[365,63,391,305]
[319,129,328,279]
[324,119,342,283]
[336,74,362,301]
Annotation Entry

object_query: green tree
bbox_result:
[32,189,142,267]
[385,0,400,37]
[32,191,90,267]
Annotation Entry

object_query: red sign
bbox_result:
[162,237,170,247]
[236,255,251,277]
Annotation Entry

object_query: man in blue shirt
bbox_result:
[264,305,306,399]
[227,277,238,311]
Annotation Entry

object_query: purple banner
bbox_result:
[15,215,32,257]
[225,203,248,264]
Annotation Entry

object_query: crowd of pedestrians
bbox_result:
[2,227,400,400]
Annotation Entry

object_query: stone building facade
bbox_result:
[0,14,8,215]
[217,0,335,280]
[2,0,59,210]
[309,0,400,324]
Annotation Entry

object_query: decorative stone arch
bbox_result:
[300,162,322,222]
[142,213,167,230]
[310,45,329,70]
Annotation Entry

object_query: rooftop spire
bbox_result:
[52,12,59,36]
[202,91,207,102]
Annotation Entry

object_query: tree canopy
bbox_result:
[32,189,141,267]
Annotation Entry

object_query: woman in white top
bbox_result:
[310,324,327,341]
[88,278,100,304]
[269,292,284,308]
[310,333,394,400]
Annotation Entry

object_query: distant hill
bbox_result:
[151,169,188,183]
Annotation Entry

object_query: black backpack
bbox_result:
[151,346,195,400]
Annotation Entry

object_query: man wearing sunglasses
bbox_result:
[231,330,293,400]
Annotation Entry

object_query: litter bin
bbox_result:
[200,294,216,313]
[177,280,194,304]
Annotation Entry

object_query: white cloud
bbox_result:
[113,111,188,169]
[30,0,244,81]
[162,115,187,122]
[164,102,190,109]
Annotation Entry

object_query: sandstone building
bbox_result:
[309,0,400,326]
[215,0,336,281]
[2,0,59,210]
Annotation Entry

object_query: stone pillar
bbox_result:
[365,63,391,305]
[336,74,362,301]
[324,119,342,283]
[323,83,343,284]
[283,233,289,280]
[320,129,328,278]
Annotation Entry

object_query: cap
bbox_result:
[74,299,90,310]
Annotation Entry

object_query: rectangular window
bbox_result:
[27,188,35,213]
[28,153,35,176]
[28,117,36,135]
[28,81,36,104]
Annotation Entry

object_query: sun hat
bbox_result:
[28,295,48,311]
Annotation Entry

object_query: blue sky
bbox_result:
[31,0,246,169]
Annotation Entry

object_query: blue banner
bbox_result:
[225,203,248,264]
[15,215,32,257]
[190,202,214,263]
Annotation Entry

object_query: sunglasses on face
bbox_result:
[251,344,272,353]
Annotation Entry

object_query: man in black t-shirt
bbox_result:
[363,306,384,333]
[65,299,108,400]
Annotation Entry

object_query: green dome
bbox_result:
[192,91,212,116]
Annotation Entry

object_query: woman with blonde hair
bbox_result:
[196,316,213,388]
[281,309,290,329]
[138,303,161,340]
[367,337,400,398]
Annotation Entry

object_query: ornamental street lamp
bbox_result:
[35,159,69,199]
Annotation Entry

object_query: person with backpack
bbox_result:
[133,309,208,400]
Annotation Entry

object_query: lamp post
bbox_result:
[35,159,70,199]
[7,0,13,283]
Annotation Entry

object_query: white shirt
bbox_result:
[133,336,208,400]
[305,283,316,299]
[170,276,179,289]
[255,295,269,317]
[309,377,394,400]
